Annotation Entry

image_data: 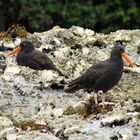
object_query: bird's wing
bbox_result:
[30,50,56,70]
[68,60,109,88]
[20,50,64,76]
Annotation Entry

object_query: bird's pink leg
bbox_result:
[98,90,105,107]
[101,93,105,108]
[93,93,98,105]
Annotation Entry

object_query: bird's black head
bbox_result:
[111,42,125,58]
[19,40,35,52]
[110,42,134,67]
[6,40,35,57]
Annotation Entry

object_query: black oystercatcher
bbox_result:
[6,40,64,76]
[65,42,134,106]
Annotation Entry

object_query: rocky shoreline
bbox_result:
[0,26,140,140]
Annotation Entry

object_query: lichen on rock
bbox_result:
[0,26,140,139]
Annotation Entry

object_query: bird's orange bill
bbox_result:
[6,47,21,57]
[121,52,135,67]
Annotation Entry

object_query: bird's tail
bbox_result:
[56,68,68,78]
[64,84,79,93]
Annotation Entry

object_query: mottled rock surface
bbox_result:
[0,26,140,140]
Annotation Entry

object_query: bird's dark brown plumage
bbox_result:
[65,43,125,94]
[16,40,64,76]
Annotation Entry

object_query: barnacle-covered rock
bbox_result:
[82,47,90,56]
[0,116,13,128]
[63,101,87,115]
[2,65,20,81]
[2,41,15,49]
[84,29,95,37]
[69,26,85,37]
[101,115,132,127]
[0,27,140,139]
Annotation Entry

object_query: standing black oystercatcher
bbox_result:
[65,42,134,106]
[6,40,64,76]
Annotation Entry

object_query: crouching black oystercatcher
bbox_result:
[65,42,134,106]
[6,40,64,76]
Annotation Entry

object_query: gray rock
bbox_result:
[0,116,13,128]
[101,115,132,127]
[0,27,140,140]
[69,26,85,37]
[33,133,59,140]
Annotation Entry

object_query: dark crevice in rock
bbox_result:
[50,83,65,90]
[101,117,132,127]
[55,127,69,140]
